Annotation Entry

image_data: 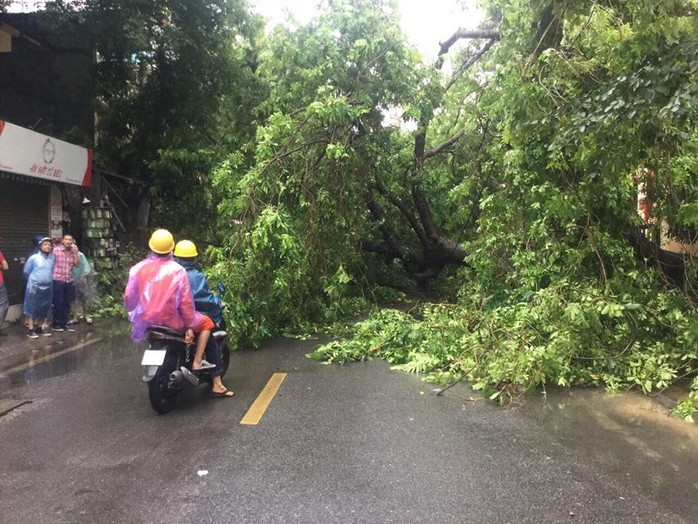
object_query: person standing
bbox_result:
[0,244,9,336]
[22,235,46,329]
[69,246,93,325]
[23,237,54,338]
[51,234,79,332]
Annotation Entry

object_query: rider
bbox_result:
[124,229,233,398]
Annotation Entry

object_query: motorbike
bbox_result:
[141,322,230,414]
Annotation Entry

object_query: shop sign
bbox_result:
[0,120,92,186]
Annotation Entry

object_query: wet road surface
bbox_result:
[0,319,697,523]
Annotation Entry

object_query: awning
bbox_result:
[0,119,92,186]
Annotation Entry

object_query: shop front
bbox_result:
[0,119,92,320]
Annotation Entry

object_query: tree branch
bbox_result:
[438,28,500,56]
[411,184,439,240]
[424,129,465,159]
[372,182,430,248]
[446,39,497,89]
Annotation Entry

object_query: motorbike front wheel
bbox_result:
[148,368,176,414]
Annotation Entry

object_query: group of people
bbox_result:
[0,228,233,398]
[23,234,93,338]
[124,229,233,398]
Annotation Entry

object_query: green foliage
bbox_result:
[311,274,698,405]
[203,207,372,349]
[48,0,266,239]
[92,244,148,318]
[209,0,421,345]
[308,0,698,417]
[675,376,698,421]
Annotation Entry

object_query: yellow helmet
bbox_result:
[174,239,198,258]
[149,229,175,254]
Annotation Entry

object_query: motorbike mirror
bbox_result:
[218,282,225,294]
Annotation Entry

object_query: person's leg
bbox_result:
[210,375,233,396]
[35,318,51,336]
[63,283,76,330]
[0,284,8,335]
[83,297,92,324]
[192,329,211,369]
[51,281,65,329]
[24,286,35,332]
[26,314,38,338]
[69,284,79,323]
[205,336,233,396]
[204,335,222,373]
[192,316,216,369]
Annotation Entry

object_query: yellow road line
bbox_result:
[240,372,287,425]
[1,338,104,375]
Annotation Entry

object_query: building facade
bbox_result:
[0,13,94,319]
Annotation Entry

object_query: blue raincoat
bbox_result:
[71,251,92,283]
[174,257,224,327]
[23,251,54,318]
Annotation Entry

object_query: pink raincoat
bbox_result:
[124,252,205,341]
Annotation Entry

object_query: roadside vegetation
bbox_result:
[40,0,698,419]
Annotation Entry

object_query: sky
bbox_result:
[8,1,485,59]
[250,0,485,59]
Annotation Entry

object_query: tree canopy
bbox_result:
[209,0,698,416]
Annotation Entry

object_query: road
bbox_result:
[0,320,694,523]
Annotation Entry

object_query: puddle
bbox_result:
[0,319,136,392]
[515,386,698,520]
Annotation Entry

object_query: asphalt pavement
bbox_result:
[1,320,697,523]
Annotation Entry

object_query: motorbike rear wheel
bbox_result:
[148,368,176,414]
[219,340,231,377]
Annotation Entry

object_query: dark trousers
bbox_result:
[204,335,223,377]
[0,284,8,326]
[52,280,75,328]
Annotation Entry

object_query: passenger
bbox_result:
[23,237,55,338]
[174,239,232,398]
[173,240,224,327]
[124,229,233,398]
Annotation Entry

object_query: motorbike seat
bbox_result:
[147,325,186,342]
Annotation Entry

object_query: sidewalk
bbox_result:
[0,318,108,390]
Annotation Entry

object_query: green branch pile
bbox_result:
[310,276,698,414]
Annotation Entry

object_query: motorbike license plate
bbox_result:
[141,349,166,366]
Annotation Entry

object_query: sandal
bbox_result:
[210,388,234,398]
[192,360,216,371]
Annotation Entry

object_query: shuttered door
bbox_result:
[0,173,50,304]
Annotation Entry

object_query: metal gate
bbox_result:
[0,173,50,304]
